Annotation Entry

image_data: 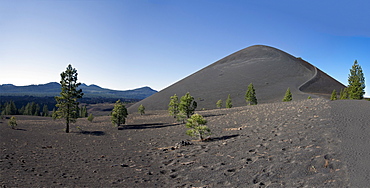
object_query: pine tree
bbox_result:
[216,100,222,109]
[226,94,232,108]
[8,116,17,129]
[330,89,337,101]
[348,60,365,99]
[80,105,88,117]
[245,83,257,105]
[138,104,145,115]
[111,100,128,127]
[168,94,179,118]
[55,64,84,133]
[282,88,293,102]
[340,88,349,100]
[179,92,197,118]
[185,114,211,141]
[87,113,94,122]
[43,104,49,117]
[34,103,40,116]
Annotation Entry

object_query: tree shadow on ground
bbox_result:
[15,128,27,131]
[118,123,180,130]
[202,114,226,118]
[76,131,105,136]
[206,134,240,142]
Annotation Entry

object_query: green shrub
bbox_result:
[8,116,17,129]
[185,114,211,141]
[87,113,94,122]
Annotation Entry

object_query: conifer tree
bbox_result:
[111,100,128,127]
[348,60,365,99]
[179,92,197,118]
[216,100,222,109]
[168,94,180,118]
[282,88,293,102]
[245,83,257,105]
[330,89,337,101]
[87,113,94,122]
[226,94,232,108]
[340,88,349,100]
[43,104,49,117]
[55,64,84,133]
[185,114,211,141]
[138,104,145,115]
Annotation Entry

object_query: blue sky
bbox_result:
[1,0,369,96]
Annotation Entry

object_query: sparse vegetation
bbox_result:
[179,92,197,118]
[330,89,337,101]
[245,83,257,105]
[348,60,365,99]
[185,113,211,141]
[42,104,49,117]
[111,100,128,127]
[1,100,18,115]
[340,88,349,100]
[87,113,94,122]
[226,94,232,108]
[308,96,312,99]
[216,99,222,109]
[8,116,17,129]
[80,105,88,118]
[168,94,179,118]
[54,64,84,133]
[138,104,145,115]
[282,88,292,102]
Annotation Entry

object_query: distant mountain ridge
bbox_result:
[0,82,157,100]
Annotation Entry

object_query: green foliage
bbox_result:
[80,105,88,118]
[8,116,17,129]
[330,89,337,101]
[307,96,312,99]
[52,108,57,120]
[340,88,349,100]
[54,64,84,133]
[168,94,179,118]
[348,60,365,99]
[226,94,232,108]
[43,104,49,117]
[179,92,197,118]
[185,114,211,141]
[111,100,128,127]
[87,113,94,122]
[138,104,145,115]
[245,83,257,105]
[216,99,222,109]
[1,100,18,115]
[282,88,292,102]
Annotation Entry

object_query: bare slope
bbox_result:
[129,45,345,111]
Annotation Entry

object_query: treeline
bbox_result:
[0,100,89,118]
[1,101,50,116]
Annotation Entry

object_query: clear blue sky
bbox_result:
[1,0,369,97]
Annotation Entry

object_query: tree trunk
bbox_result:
[66,121,70,133]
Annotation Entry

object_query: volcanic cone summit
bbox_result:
[130,45,345,111]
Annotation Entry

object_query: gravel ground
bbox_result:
[1,98,368,187]
[331,100,370,187]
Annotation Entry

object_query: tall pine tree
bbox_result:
[245,83,257,105]
[348,60,365,99]
[168,94,179,118]
[226,94,232,108]
[55,64,84,133]
[179,92,197,118]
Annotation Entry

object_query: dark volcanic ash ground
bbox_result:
[1,98,369,187]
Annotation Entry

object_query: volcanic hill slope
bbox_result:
[129,45,345,112]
